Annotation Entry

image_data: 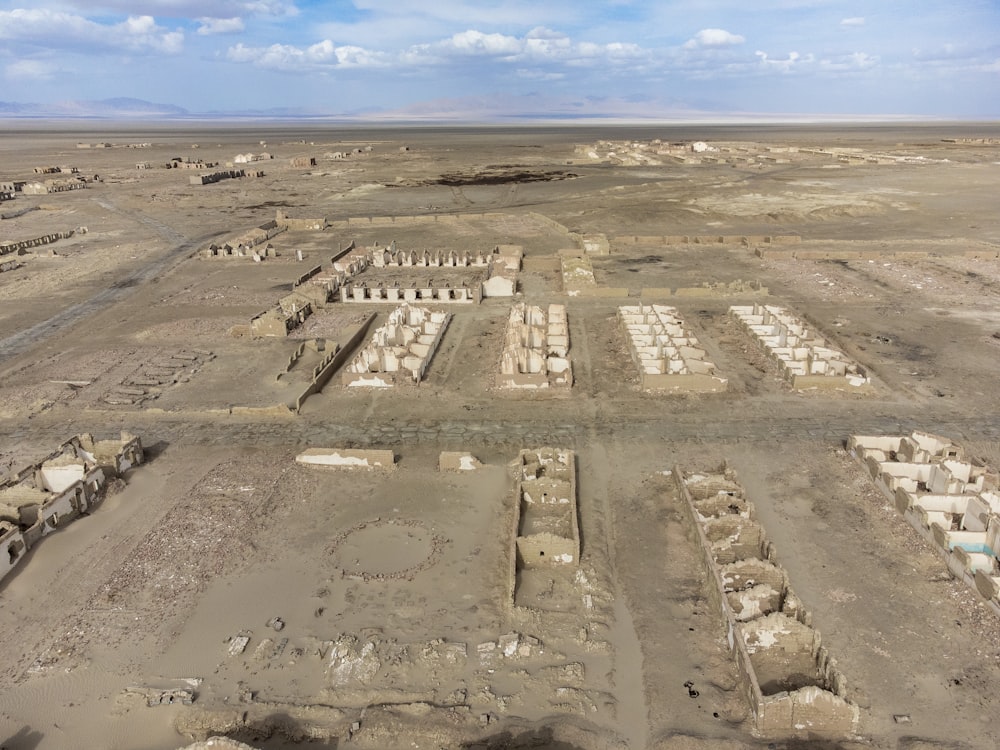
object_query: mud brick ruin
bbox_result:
[849,431,1000,614]
[560,252,627,297]
[730,304,870,389]
[249,294,313,337]
[618,304,727,391]
[0,227,86,257]
[272,318,374,411]
[190,168,262,185]
[499,303,572,389]
[295,448,396,469]
[514,448,580,567]
[0,433,143,582]
[677,466,860,738]
[342,303,451,387]
[341,278,481,304]
[102,350,214,405]
[641,279,768,299]
[21,177,87,194]
[202,219,287,258]
[5,127,1000,749]
[340,242,520,303]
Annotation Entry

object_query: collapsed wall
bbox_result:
[0,433,143,582]
[190,169,262,186]
[0,228,85,256]
[676,466,860,738]
[101,349,214,407]
[499,303,572,389]
[642,279,768,299]
[22,178,86,194]
[849,431,1000,615]
[250,293,313,337]
[342,304,450,387]
[730,304,870,390]
[559,253,627,297]
[618,305,727,392]
[295,448,395,470]
[616,234,801,247]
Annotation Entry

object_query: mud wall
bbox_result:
[0,228,81,256]
[675,465,860,738]
[294,314,376,411]
[615,234,800,247]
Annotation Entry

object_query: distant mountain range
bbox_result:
[0,96,930,123]
[0,97,190,118]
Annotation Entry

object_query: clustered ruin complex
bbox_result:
[618,304,727,391]
[576,138,908,168]
[731,304,870,390]
[343,304,451,387]
[499,303,572,389]
[850,431,1000,613]
[0,433,143,581]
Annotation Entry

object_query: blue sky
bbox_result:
[0,0,998,118]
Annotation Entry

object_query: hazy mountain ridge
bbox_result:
[0,95,936,122]
[0,97,189,118]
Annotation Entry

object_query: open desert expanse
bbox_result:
[2,122,1000,750]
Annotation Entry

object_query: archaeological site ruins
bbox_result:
[1,124,999,750]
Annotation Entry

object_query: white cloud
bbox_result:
[445,30,523,57]
[820,51,879,70]
[231,27,650,73]
[912,43,967,62]
[227,40,389,71]
[755,49,813,72]
[840,17,865,27]
[4,59,59,81]
[0,9,183,54]
[684,28,745,49]
[197,17,245,35]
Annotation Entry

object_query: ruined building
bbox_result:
[619,305,727,391]
[499,303,572,389]
[0,433,143,582]
[850,431,1000,614]
[677,466,860,738]
[342,304,451,387]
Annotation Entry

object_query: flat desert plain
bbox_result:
[1,123,1000,750]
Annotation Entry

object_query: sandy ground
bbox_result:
[1,123,1000,749]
